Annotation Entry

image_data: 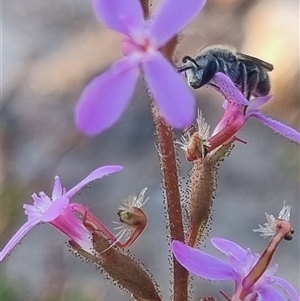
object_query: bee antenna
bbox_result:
[177,65,194,73]
[182,56,200,68]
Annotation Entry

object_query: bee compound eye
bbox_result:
[200,59,219,87]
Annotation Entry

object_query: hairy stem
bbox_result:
[140,0,187,295]
[152,106,188,301]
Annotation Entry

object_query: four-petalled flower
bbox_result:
[0,165,123,261]
[75,0,207,135]
[172,238,299,301]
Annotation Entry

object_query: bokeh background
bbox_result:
[1,0,299,300]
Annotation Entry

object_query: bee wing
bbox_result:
[237,53,274,71]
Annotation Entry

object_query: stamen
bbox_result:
[100,228,128,254]
[104,188,149,250]
[120,187,149,210]
[253,201,292,238]
[177,110,211,161]
[196,110,211,139]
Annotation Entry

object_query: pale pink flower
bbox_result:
[0,165,123,261]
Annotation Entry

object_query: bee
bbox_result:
[178,45,274,99]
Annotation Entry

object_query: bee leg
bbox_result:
[238,62,248,96]
[217,58,226,72]
[246,68,259,100]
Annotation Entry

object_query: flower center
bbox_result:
[121,37,152,57]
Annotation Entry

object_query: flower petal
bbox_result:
[209,101,246,144]
[171,240,234,280]
[148,0,207,48]
[247,95,273,112]
[75,57,139,135]
[211,73,249,106]
[249,111,300,144]
[24,193,52,220]
[257,285,290,301]
[52,176,64,199]
[64,165,123,199]
[142,52,195,128]
[273,276,300,301]
[41,197,70,222]
[211,238,248,263]
[92,0,144,37]
[51,206,94,252]
[0,218,41,262]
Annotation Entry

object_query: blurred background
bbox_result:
[1,0,299,300]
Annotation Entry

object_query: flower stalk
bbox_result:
[146,1,195,299]
[152,107,188,301]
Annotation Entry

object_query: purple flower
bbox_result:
[172,238,299,301]
[207,73,300,151]
[75,0,207,135]
[0,165,123,261]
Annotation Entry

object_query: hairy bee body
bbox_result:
[178,45,274,99]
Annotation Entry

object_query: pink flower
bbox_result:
[75,0,207,135]
[207,73,300,152]
[172,238,299,301]
[0,165,123,261]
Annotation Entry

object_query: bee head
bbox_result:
[178,56,219,89]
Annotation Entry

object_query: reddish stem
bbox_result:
[152,110,188,301]
[240,220,292,299]
[138,0,187,297]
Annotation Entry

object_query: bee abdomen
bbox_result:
[254,73,271,96]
